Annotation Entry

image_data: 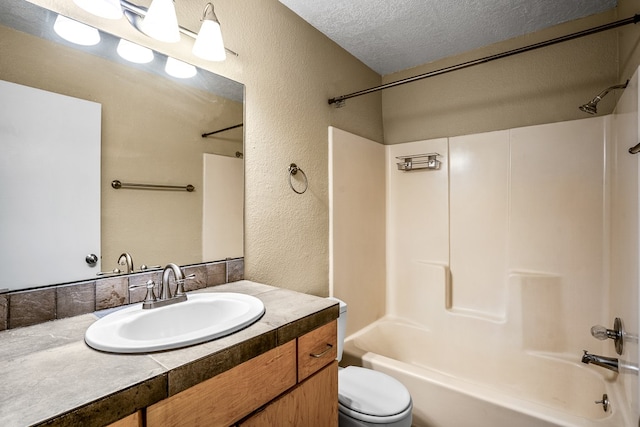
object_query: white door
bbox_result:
[202,153,243,261]
[0,80,101,290]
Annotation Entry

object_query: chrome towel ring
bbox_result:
[288,163,308,194]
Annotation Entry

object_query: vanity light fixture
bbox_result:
[53,15,101,46]
[140,0,180,43]
[73,0,236,60]
[192,3,226,61]
[117,39,154,63]
[73,0,122,20]
[165,57,197,78]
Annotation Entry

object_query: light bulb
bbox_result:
[165,57,197,79]
[117,39,154,64]
[193,19,226,61]
[53,15,100,46]
[141,0,180,43]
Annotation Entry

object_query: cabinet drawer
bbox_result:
[297,320,337,382]
[147,340,297,427]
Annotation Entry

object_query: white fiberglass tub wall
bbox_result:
[609,69,640,423]
[382,116,628,426]
[330,83,640,426]
[385,118,608,352]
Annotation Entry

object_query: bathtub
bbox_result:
[343,317,628,427]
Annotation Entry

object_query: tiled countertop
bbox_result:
[0,280,338,427]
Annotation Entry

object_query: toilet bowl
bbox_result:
[328,298,412,427]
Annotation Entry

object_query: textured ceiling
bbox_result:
[278,0,618,75]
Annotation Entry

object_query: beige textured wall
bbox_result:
[231,2,383,295]
[29,0,383,295]
[381,10,621,144]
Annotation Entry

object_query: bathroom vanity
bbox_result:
[146,320,337,426]
[0,281,338,426]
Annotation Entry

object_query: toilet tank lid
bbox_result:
[338,366,411,419]
[327,296,347,313]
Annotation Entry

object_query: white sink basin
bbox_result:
[85,293,265,353]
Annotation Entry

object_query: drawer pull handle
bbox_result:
[310,343,333,358]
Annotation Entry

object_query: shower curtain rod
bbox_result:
[201,123,243,138]
[328,14,640,106]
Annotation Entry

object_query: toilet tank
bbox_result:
[327,297,347,362]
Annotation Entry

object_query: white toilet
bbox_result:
[329,298,413,427]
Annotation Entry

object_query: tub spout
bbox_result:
[581,350,618,373]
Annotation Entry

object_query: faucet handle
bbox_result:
[96,268,121,276]
[175,274,196,296]
[590,325,609,340]
[139,264,161,272]
[129,280,158,305]
[590,318,624,355]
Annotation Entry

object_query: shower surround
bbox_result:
[329,74,640,426]
[386,120,606,351]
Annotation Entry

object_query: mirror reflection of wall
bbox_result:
[0,0,244,292]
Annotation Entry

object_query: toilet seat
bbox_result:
[338,366,412,424]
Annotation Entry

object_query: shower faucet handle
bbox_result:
[590,317,624,355]
[590,325,610,340]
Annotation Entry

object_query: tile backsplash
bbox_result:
[0,258,243,331]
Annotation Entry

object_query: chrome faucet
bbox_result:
[160,263,186,300]
[117,252,134,274]
[582,350,618,373]
[132,263,193,309]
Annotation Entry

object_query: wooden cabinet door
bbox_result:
[239,361,338,427]
[147,341,297,427]
[108,411,142,427]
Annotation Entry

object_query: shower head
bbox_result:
[579,100,598,115]
[579,80,629,115]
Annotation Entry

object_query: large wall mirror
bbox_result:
[0,0,244,291]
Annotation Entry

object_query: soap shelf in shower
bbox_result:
[396,153,441,171]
